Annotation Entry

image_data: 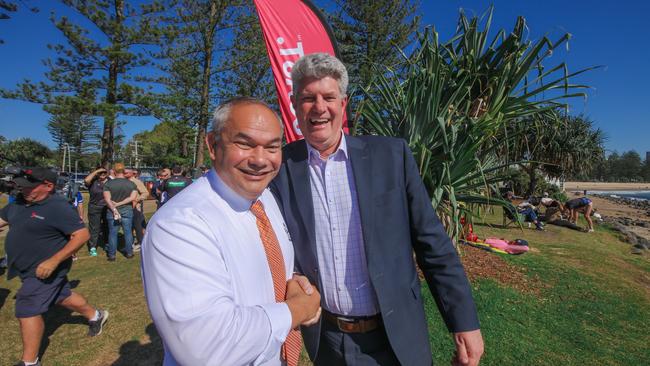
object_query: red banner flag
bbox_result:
[254,0,346,143]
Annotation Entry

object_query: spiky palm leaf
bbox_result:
[356,8,596,241]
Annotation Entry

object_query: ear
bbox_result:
[206,132,218,161]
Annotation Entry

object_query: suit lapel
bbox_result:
[286,142,318,262]
[347,136,375,262]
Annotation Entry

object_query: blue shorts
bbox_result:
[15,275,72,318]
[567,197,592,209]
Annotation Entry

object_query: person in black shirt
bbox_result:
[0,168,109,366]
[160,166,193,203]
[103,163,137,261]
[151,168,170,208]
[83,167,110,257]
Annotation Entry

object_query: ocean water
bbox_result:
[589,191,650,201]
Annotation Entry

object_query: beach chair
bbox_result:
[502,199,530,228]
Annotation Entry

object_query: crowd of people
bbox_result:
[2,54,485,366]
[82,164,197,260]
[0,164,197,365]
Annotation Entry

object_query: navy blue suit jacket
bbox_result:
[271,136,479,365]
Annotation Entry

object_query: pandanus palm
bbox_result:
[503,111,606,196]
[356,8,596,241]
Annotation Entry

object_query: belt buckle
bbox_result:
[335,317,357,333]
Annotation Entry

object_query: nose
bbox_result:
[313,95,327,114]
[248,147,268,170]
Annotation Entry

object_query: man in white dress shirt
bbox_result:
[141,97,321,365]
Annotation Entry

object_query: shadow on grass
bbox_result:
[39,306,89,359]
[473,221,519,230]
[0,288,10,310]
[112,323,163,366]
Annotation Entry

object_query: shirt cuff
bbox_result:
[255,302,292,364]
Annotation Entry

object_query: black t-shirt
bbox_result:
[87,177,109,206]
[162,175,193,200]
[1,195,86,280]
[103,178,137,206]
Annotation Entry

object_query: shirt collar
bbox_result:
[207,168,256,212]
[306,131,349,161]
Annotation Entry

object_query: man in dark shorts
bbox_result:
[0,167,108,366]
[563,196,595,232]
[103,163,137,261]
[160,166,193,203]
[83,167,111,256]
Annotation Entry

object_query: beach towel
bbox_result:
[460,238,530,255]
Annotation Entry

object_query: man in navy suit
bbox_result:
[272,53,484,366]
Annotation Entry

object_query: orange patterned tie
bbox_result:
[251,200,302,366]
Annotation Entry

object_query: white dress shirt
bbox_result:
[307,133,379,316]
[141,169,294,366]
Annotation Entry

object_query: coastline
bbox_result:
[564,182,650,191]
[588,195,650,253]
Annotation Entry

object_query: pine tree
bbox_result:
[46,94,101,170]
[217,1,275,105]
[1,0,165,167]
[328,0,420,91]
[152,0,239,168]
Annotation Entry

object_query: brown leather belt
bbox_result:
[322,310,382,333]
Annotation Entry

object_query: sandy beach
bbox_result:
[564,182,650,191]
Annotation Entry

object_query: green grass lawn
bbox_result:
[1,207,648,365]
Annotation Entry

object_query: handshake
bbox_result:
[285,275,322,329]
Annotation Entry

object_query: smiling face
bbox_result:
[207,103,283,201]
[293,76,347,158]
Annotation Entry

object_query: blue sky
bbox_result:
[1,0,649,156]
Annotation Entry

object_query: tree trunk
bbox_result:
[181,128,188,158]
[194,1,219,168]
[526,164,538,197]
[100,0,124,168]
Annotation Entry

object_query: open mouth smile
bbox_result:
[310,118,329,126]
[239,169,273,179]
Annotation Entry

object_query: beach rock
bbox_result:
[632,243,648,251]
[631,247,644,255]
[611,222,634,236]
[605,221,650,247]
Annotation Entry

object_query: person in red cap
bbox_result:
[0,167,109,366]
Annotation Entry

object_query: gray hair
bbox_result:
[291,53,348,96]
[211,97,283,140]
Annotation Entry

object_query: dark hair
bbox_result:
[172,166,183,175]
